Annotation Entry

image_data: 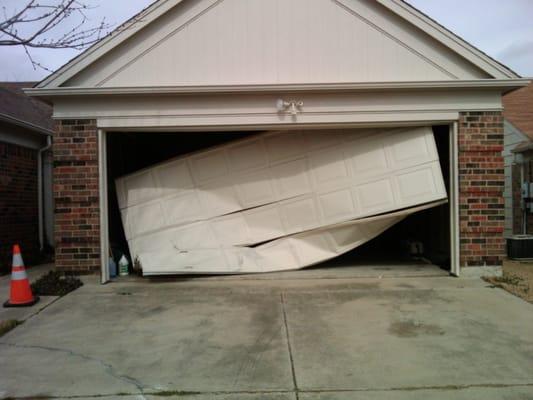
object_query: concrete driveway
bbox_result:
[0,269,532,399]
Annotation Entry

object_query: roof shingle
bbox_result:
[0,82,53,132]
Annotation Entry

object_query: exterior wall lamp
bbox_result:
[277,99,304,115]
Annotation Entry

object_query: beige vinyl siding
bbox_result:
[64,0,488,88]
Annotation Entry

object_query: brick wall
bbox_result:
[459,111,505,267]
[0,142,40,273]
[54,120,100,273]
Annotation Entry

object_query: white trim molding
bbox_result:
[26,79,529,98]
[450,122,460,276]
[98,129,110,284]
[41,86,508,131]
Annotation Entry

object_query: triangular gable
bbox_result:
[37,0,520,89]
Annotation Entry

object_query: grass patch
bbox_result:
[483,261,532,303]
[31,271,83,297]
[0,320,20,337]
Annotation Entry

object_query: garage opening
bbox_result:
[105,125,451,278]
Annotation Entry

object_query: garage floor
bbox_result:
[1,271,532,399]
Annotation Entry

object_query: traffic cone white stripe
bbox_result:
[11,271,28,280]
[12,253,23,267]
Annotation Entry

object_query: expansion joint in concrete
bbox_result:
[280,292,299,400]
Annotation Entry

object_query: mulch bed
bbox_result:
[31,271,83,297]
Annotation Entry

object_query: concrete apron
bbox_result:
[0,274,532,399]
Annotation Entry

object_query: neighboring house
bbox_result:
[503,83,533,236]
[26,0,529,281]
[0,82,54,273]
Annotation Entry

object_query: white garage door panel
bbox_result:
[162,191,204,226]
[117,127,443,241]
[122,170,160,207]
[272,159,311,199]
[155,159,195,197]
[137,201,445,275]
[126,158,446,253]
[190,149,229,182]
[197,179,241,217]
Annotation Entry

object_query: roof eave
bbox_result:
[512,141,533,154]
[25,79,531,99]
[0,113,53,135]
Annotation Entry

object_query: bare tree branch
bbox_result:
[0,0,116,71]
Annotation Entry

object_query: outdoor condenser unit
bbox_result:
[507,235,533,260]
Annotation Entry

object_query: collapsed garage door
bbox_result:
[107,126,451,276]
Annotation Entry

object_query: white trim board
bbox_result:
[46,87,505,130]
[99,122,460,281]
[25,80,530,98]
[99,124,460,283]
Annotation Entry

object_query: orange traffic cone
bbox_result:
[3,244,39,307]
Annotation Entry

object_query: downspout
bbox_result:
[38,134,52,251]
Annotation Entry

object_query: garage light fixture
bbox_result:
[276,98,304,115]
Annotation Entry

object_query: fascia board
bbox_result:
[25,79,531,98]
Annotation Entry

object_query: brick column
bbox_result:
[54,120,100,273]
[458,111,505,267]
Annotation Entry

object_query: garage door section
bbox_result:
[135,201,445,274]
[116,127,448,275]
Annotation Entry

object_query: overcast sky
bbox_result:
[0,0,531,82]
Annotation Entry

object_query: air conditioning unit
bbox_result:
[507,235,533,260]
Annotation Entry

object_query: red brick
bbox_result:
[459,111,505,267]
[54,120,99,273]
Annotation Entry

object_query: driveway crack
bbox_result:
[0,342,151,398]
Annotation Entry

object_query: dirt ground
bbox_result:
[485,259,533,303]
